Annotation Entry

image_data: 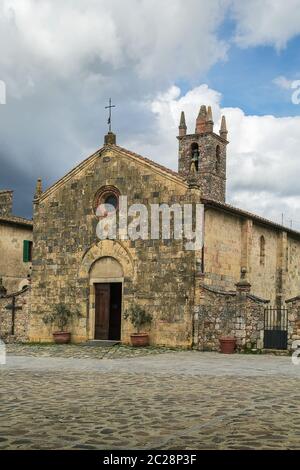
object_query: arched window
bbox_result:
[260,235,265,266]
[103,193,118,213]
[94,186,120,216]
[216,145,221,173]
[190,143,199,171]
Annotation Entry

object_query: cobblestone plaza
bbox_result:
[1,345,300,450]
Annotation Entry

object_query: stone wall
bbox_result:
[249,224,281,304]
[194,277,269,351]
[204,208,242,290]
[0,221,33,292]
[195,277,300,352]
[285,296,300,350]
[0,287,31,342]
[286,237,300,300]
[204,207,300,305]
[0,190,13,216]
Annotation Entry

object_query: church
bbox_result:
[11,104,300,350]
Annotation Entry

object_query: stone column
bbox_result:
[276,230,287,307]
[235,268,252,348]
[241,219,253,277]
[235,267,251,298]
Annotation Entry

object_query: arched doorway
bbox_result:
[89,256,123,341]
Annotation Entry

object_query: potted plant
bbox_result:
[219,334,237,354]
[42,303,81,344]
[123,303,152,347]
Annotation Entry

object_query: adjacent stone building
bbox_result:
[24,105,300,350]
[0,190,33,293]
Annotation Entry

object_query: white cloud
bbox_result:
[0,0,230,215]
[0,0,228,96]
[273,76,300,105]
[231,0,300,49]
[273,76,294,90]
[0,0,300,221]
[124,84,222,169]
[127,84,300,230]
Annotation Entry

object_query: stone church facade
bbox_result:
[14,105,300,349]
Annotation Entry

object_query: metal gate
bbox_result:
[264,307,288,350]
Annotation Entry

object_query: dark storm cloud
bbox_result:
[0,0,229,217]
[0,72,163,218]
[0,149,34,218]
[1,1,300,222]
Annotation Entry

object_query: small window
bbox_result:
[259,235,265,266]
[94,186,120,216]
[216,145,221,172]
[23,240,33,262]
[190,143,199,171]
[103,193,118,213]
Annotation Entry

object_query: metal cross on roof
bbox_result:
[105,98,116,133]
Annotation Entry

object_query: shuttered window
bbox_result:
[23,240,33,262]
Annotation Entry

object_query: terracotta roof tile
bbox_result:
[0,215,33,228]
[202,198,300,237]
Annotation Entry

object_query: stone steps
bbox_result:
[85,340,121,347]
[262,348,290,356]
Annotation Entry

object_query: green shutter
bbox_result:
[23,240,30,262]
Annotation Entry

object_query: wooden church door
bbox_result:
[94,283,110,340]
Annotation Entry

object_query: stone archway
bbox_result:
[79,239,134,281]
[78,240,134,340]
[89,256,124,284]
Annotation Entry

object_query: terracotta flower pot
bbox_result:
[219,336,236,354]
[130,333,149,347]
[53,332,71,344]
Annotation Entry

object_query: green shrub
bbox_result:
[123,303,152,333]
[42,303,81,332]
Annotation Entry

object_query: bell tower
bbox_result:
[177,105,229,202]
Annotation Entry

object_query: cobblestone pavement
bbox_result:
[5,342,176,359]
[1,349,300,450]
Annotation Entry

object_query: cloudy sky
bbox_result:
[1,0,300,228]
